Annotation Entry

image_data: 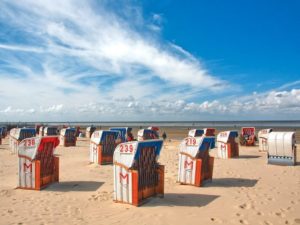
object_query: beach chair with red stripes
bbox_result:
[17,136,60,190]
[217,131,239,159]
[113,140,164,206]
[178,136,215,187]
[89,130,119,165]
[240,127,256,146]
[9,128,36,154]
[258,128,273,151]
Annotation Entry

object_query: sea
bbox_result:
[1,121,300,128]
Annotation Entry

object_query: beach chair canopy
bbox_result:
[203,128,216,136]
[60,127,76,136]
[179,136,216,158]
[188,129,204,137]
[147,126,159,131]
[217,131,238,143]
[138,129,159,140]
[241,127,255,136]
[258,128,273,139]
[114,139,163,168]
[18,136,60,160]
[110,127,132,142]
[44,127,58,135]
[0,127,6,135]
[91,130,119,144]
[86,126,96,132]
[11,128,36,140]
[39,126,44,132]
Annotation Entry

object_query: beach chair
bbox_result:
[177,136,215,186]
[0,127,3,145]
[267,132,296,166]
[44,127,58,136]
[9,128,36,154]
[137,129,159,141]
[240,127,256,146]
[113,140,164,206]
[89,130,119,165]
[0,126,7,138]
[59,128,76,147]
[217,131,239,159]
[258,129,273,151]
[188,129,204,137]
[188,128,216,148]
[86,126,96,138]
[39,126,45,137]
[18,136,60,190]
[109,127,134,142]
[35,124,42,135]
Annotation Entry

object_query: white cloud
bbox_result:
[40,104,64,113]
[0,0,223,88]
[0,44,44,53]
[1,88,300,121]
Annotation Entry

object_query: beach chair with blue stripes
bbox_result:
[178,136,215,187]
[113,139,164,206]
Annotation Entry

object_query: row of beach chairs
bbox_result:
[1,125,296,206]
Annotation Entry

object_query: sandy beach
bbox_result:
[0,129,300,225]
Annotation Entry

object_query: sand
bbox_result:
[0,132,300,225]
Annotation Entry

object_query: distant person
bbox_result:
[162,132,167,141]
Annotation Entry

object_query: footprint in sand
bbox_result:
[263,221,273,225]
[294,218,300,224]
[239,219,249,224]
[239,203,253,210]
[274,212,285,218]
[257,211,264,216]
[210,217,223,223]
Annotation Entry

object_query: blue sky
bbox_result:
[0,0,299,121]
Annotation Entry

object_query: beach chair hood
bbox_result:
[217,131,238,143]
[241,127,255,136]
[114,139,163,169]
[268,132,296,165]
[91,130,119,144]
[18,136,60,160]
[60,128,76,136]
[179,136,215,158]
[258,128,273,139]
[188,129,204,137]
[109,127,131,142]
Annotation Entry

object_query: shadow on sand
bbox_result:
[204,178,258,188]
[144,193,219,207]
[45,181,104,192]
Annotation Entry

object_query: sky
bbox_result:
[0,0,299,122]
